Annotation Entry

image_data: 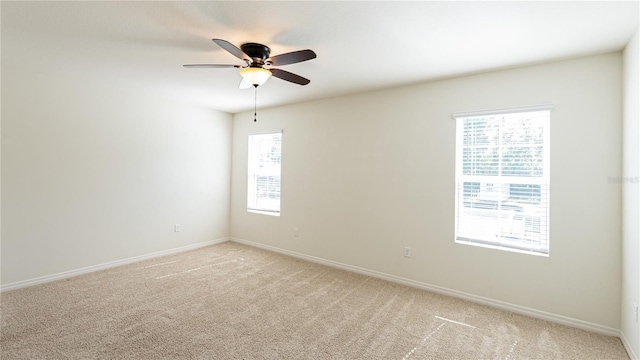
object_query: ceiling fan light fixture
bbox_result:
[239,67,272,86]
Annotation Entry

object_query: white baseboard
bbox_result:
[1,237,230,292]
[620,330,639,360]
[230,237,621,337]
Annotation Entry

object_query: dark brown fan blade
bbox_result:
[268,49,316,66]
[212,39,250,61]
[183,64,240,68]
[270,68,310,85]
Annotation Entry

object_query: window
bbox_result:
[454,106,551,255]
[247,131,282,215]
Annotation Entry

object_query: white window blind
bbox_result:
[247,131,282,215]
[454,107,551,255]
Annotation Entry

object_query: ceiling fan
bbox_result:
[184,39,316,88]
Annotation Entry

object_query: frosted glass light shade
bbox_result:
[239,67,272,86]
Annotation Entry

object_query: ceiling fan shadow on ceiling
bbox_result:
[184,38,316,121]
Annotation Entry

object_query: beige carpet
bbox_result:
[0,241,629,359]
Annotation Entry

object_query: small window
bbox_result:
[247,131,282,215]
[454,106,551,255]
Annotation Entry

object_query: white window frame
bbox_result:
[247,130,282,216]
[453,105,552,256]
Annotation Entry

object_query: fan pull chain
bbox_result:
[254,85,258,122]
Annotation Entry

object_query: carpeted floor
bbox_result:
[0,241,629,359]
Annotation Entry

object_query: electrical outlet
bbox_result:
[404,247,411,258]
[175,224,181,232]
[293,228,300,237]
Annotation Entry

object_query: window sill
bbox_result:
[248,209,280,217]
[455,239,549,257]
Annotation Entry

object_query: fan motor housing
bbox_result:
[241,43,271,64]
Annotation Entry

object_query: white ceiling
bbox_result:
[2,1,639,114]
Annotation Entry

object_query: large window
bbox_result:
[247,131,282,215]
[454,106,551,255]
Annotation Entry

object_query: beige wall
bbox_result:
[1,67,232,285]
[231,53,623,330]
[622,26,640,358]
